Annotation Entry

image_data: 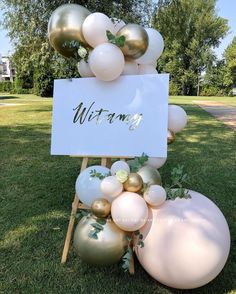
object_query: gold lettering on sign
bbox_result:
[73,102,143,131]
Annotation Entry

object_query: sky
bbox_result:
[0,0,236,57]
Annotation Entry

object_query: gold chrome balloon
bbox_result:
[137,166,162,185]
[73,215,128,265]
[48,4,90,58]
[116,24,149,59]
[167,129,175,145]
[91,198,111,218]
[123,173,143,192]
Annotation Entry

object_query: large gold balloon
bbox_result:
[167,129,175,145]
[123,173,143,192]
[91,198,111,218]
[116,24,149,59]
[73,215,128,265]
[48,4,90,58]
[137,166,162,185]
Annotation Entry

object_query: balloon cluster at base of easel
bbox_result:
[48,4,164,81]
[73,154,230,289]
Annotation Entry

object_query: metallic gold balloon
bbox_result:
[73,215,128,265]
[91,198,111,218]
[123,173,143,192]
[48,4,90,58]
[137,166,162,185]
[167,129,175,145]
[116,24,149,59]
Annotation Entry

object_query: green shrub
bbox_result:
[33,67,54,97]
[0,81,13,92]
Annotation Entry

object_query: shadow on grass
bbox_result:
[0,103,235,293]
[0,95,19,100]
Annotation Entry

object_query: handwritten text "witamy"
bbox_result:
[73,102,143,131]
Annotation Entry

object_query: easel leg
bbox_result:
[61,157,89,263]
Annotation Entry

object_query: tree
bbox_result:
[1,0,153,96]
[224,36,236,87]
[201,59,232,96]
[153,0,229,95]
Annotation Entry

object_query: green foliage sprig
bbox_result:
[165,165,191,200]
[106,30,126,47]
[88,218,107,239]
[90,169,111,180]
[121,246,133,272]
[130,152,149,172]
[76,209,90,221]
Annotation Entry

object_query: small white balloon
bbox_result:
[144,185,166,207]
[111,161,130,175]
[100,176,123,198]
[82,12,115,48]
[139,64,157,75]
[113,18,126,33]
[89,43,125,81]
[77,59,94,77]
[122,60,139,75]
[168,105,188,133]
[146,157,167,169]
[75,165,110,206]
[136,28,164,64]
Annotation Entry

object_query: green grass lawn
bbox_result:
[0,93,235,294]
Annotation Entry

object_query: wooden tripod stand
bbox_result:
[61,157,135,274]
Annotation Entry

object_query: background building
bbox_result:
[0,53,16,82]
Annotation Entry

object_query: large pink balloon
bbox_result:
[111,192,148,231]
[135,190,230,289]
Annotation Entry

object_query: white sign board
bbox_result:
[51,74,169,157]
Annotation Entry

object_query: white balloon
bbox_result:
[113,18,126,33]
[100,176,123,198]
[111,192,148,231]
[75,165,110,206]
[122,60,139,75]
[168,104,188,133]
[111,161,130,175]
[139,64,157,75]
[146,157,167,169]
[136,28,164,64]
[144,185,166,207]
[77,59,94,77]
[135,190,231,289]
[82,12,115,48]
[89,43,125,81]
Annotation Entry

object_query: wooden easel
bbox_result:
[61,157,135,274]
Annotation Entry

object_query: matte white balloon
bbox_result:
[113,18,126,33]
[100,176,123,198]
[135,190,230,289]
[82,12,115,48]
[111,192,148,231]
[89,43,125,81]
[146,157,167,169]
[139,64,157,75]
[77,59,94,77]
[111,161,130,175]
[122,60,139,75]
[144,185,166,207]
[168,104,188,133]
[75,165,110,206]
[136,28,164,64]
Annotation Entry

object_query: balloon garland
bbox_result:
[48,4,230,290]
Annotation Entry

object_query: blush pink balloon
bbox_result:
[135,190,230,289]
[111,192,148,231]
